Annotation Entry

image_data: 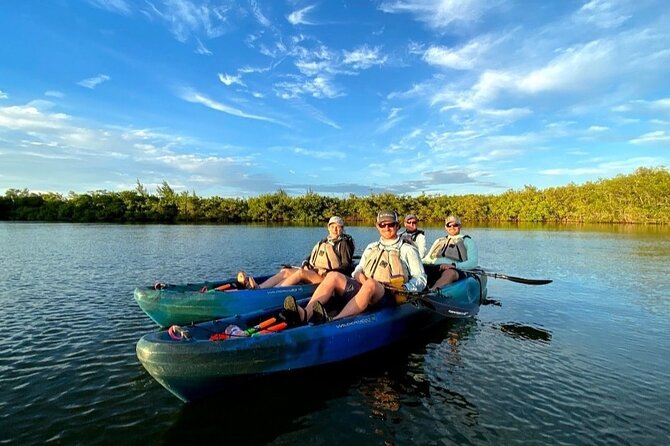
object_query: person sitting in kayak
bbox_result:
[399,213,427,258]
[237,216,355,289]
[283,209,426,323]
[422,215,479,290]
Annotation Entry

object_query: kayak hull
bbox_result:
[134,275,317,327]
[136,275,487,402]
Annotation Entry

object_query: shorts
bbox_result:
[331,277,396,309]
[424,264,466,287]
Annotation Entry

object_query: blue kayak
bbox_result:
[134,275,317,327]
[136,274,487,402]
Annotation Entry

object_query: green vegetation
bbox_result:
[2,167,669,224]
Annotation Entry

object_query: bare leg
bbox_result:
[298,272,349,321]
[277,268,324,287]
[430,269,459,290]
[258,267,297,288]
[333,279,384,320]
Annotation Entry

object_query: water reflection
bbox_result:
[497,322,552,343]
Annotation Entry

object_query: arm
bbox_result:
[402,244,427,292]
[454,237,478,270]
[421,239,440,264]
[416,233,427,259]
[352,243,372,282]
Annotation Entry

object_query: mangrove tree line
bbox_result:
[1,167,668,224]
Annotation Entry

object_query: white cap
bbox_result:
[328,216,344,226]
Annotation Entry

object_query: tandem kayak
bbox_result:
[134,275,317,327]
[136,274,487,402]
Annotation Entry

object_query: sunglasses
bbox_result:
[378,222,397,229]
[406,220,417,224]
[446,223,461,228]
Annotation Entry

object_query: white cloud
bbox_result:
[274,76,341,100]
[287,5,316,25]
[147,1,232,43]
[195,38,212,55]
[0,103,71,131]
[379,0,496,29]
[630,131,670,145]
[86,0,131,15]
[573,0,631,29]
[179,88,282,124]
[250,0,271,27]
[218,73,246,87]
[293,147,346,160]
[423,37,491,70]
[588,125,609,132]
[343,45,387,70]
[77,74,111,89]
[0,90,7,99]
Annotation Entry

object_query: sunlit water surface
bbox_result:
[1,222,668,445]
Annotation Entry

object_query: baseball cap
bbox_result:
[328,216,344,226]
[376,209,398,224]
[405,213,418,222]
[445,215,462,225]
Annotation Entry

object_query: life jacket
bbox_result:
[399,229,424,247]
[309,237,345,276]
[428,235,471,262]
[362,239,409,285]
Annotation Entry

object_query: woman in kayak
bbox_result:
[422,215,479,290]
[283,209,426,323]
[237,216,355,289]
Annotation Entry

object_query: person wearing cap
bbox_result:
[399,213,427,258]
[422,215,479,290]
[283,209,426,324]
[237,216,355,289]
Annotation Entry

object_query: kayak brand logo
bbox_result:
[335,315,375,329]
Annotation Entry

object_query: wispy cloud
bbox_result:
[573,0,632,29]
[147,1,234,43]
[179,88,283,125]
[218,73,246,87]
[423,37,492,70]
[77,74,111,89]
[287,5,316,25]
[630,131,670,145]
[343,45,387,69]
[86,0,131,15]
[195,38,212,55]
[0,90,7,100]
[250,0,271,27]
[379,0,497,29]
[293,147,346,160]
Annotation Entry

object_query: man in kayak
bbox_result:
[399,213,426,258]
[237,216,355,289]
[422,215,479,290]
[283,209,426,323]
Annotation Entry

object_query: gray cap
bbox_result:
[405,213,418,222]
[328,216,344,226]
[445,215,462,225]
[376,209,398,224]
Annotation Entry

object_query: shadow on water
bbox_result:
[161,318,472,445]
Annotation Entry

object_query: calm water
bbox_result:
[1,222,669,445]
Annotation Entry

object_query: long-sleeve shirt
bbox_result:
[423,234,479,270]
[353,236,427,292]
[399,230,427,258]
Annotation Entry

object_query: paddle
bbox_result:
[461,268,552,285]
[383,285,440,313]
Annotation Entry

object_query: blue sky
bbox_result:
[1,0,669,198]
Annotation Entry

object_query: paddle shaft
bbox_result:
[461,268,552,285]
